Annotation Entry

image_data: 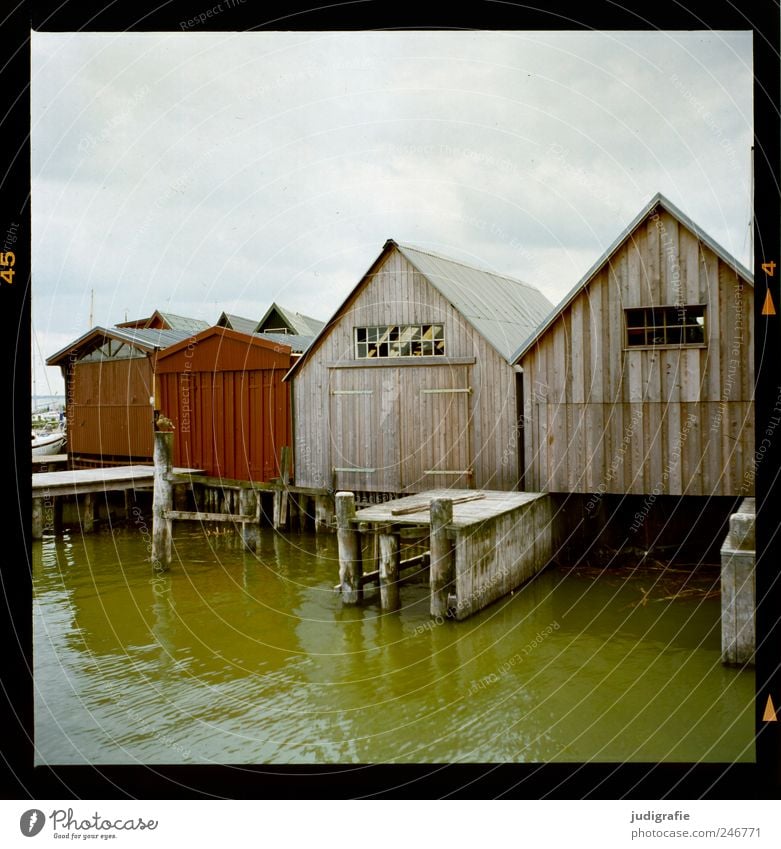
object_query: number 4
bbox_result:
[762,261,776,276]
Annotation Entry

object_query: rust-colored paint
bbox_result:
[156,327,293,481]
[67,357,155,462]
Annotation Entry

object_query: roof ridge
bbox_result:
[395,241,538,290]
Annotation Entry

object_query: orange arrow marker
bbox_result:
[762,290,776,316]
[762,694,777,721]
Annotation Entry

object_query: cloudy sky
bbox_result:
[31,30,752,394]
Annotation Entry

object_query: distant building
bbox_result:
[216,312,259,335]
[46,325,192,467]
[156,326,293,481]
[256,302,326,337]
[116,310,209,334]
[286,239,553,495]
[515,192,754,497]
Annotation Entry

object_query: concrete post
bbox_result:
[721,497,755,666]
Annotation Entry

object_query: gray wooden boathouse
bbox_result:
[285,240,553,496]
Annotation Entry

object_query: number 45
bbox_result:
[0,251,14,285]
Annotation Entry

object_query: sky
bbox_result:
[31,30,753,395]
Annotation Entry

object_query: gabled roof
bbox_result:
[284,239,553,381]
[116,310,209,333]
[155,324,292,360]
[254,331,314,353]
[394,242,553,362]
[216,312,259,335]
[511,192,754,364]
[46,325,193,365]
[255,302,326,337]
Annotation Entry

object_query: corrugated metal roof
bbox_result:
[255,331,314,353]
[274,305,326,337]
[157,312,210,333]
[256,302,325,337]
[217,313,258,335]
[46,326,194,364]
[511,191,755,363]
[395,242,554,363]
[109,326,196,349]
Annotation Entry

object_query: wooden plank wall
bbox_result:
[453,494,553,619]
[68,357,154,460]
[521,208,754,497]
[293,248,521,493]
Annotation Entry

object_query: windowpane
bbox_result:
[625,306,706,348]
[354,323,447,357]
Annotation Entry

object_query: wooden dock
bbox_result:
[337,488,554,620]
[31,464,204,540]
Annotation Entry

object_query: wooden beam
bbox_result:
[390,492,485,516]
[165,510,256,522]
[430,498,454,619]
[151,431,174,572]
[379,533,400,611]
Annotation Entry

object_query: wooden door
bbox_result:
[399,366,472,492]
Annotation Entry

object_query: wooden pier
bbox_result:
[31,463,203,540]
[337,488,554,620]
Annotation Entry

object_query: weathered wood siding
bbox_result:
[520,208,754,496]
[453,493,553,620]
[293,248,520,493]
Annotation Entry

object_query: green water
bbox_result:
[33,525,755,764]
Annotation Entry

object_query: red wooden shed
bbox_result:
[156,327,293,482]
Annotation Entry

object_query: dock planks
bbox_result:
[33,465,204,497]
[353,488,546,530]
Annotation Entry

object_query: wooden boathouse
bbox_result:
[515,192,754,499]
[285,240,553,496]
[256,302,326,337]
[155,326,294,482]
[116,310,209,333]
[46,325,194,468]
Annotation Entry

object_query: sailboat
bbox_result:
[32,296,67,457]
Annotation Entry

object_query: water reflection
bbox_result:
[33,526,754,765]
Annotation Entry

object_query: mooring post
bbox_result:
[82,492,95,533]
[379,532,401,611]
[336,491,362,603]
[151,430,174,572]
[721,497,755,666]
[430,498,454,618]
[240,487,261,552]
[315,493,334,533]
[32,497,43,540]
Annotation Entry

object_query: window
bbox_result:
[625,305,706,348]
[355,324,445,358]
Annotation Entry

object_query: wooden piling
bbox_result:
[721,497,755,666]
[315,493,334,533]
[32,497,43,540]
[379,532,400,611]
[336,491,362,603]
[83,492,95,533]
[430,497,454,618]
[240,487,261,552]
[151,430,174,572]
